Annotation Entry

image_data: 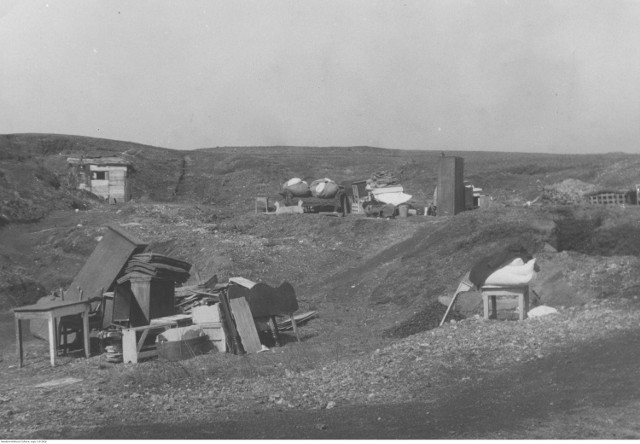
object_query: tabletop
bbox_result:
[13,299,92,313]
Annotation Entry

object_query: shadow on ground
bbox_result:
[33,329,640,439]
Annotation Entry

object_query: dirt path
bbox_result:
[40,329,640,439]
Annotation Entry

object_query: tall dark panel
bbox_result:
[437,156,465,216]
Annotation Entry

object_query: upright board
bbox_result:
[228,296,262,353]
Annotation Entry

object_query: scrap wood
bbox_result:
[124,261,192,277]
[119,267,190,283]
[129,253,192,271]
[367,170,400,188]
[276,311,318,331]
[175,285,224,314]
[125,261,190,273]
[34,377,83,388]
[229,276,257,289]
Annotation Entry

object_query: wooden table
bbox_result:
[13,300,92,367]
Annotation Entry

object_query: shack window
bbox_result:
[92,171,108,180]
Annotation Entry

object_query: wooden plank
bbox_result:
[150,314,192,326]
[121,328,139,363]
[218,292,244,354]
[228,297,262,353]
[229,277,257,289]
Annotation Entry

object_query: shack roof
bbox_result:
[67,156,131,167]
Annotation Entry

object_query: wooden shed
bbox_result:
[67,156,132,203]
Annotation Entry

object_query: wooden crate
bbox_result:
[191,305,226,352]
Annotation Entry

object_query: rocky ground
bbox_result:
[2,194,640,438]
[2,298,640,439]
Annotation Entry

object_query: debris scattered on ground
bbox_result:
[33,377,83,388]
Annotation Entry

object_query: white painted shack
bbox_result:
[67,157,131,203]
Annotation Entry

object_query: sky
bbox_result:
[1,0,640,154]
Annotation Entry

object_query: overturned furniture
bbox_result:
[228,278,300,348]
[30,224,147,350]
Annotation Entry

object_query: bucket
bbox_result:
[398,204,409,218]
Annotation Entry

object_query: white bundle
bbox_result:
[484,258,537,286]
[285,177,303,187]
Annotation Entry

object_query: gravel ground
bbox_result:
[1,297,639,438]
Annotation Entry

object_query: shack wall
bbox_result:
[89,165,128,203]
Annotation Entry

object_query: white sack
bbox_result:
[484,259,537,286]
[286,177,302,187]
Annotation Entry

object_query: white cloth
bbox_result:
[370,186,404,194]
[373,191,412,206]
[484,258,537,286]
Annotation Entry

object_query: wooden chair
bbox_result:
[58,289,106,355]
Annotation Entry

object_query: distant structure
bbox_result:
[67,156,132,203]
[341,179,368,214]
[585,189,635,206]
[436,155,465,216]
[464,181,484,210]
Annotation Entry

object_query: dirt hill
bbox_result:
[4,134,640,438]
[2,133,640,320]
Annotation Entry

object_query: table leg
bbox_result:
[522,288,530,320]
[82,308,90,358]
[290,313,300,342]
[15,318,23,368]
[483,294,489,320]
[48,314,56,367]
[269,316,281,347]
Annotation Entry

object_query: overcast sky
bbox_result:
[1,0,640,153]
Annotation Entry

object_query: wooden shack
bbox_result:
[67,156,131,203]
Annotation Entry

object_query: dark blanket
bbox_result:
[469,244,534,288]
